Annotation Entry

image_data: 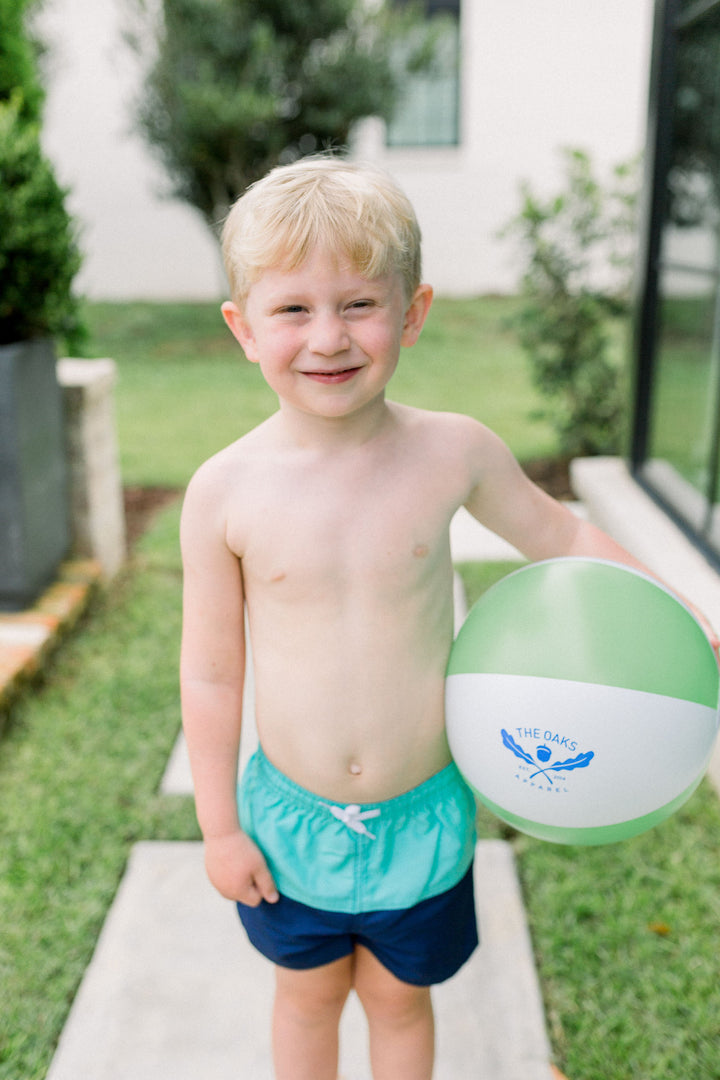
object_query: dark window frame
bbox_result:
[385,0,462,149]
[631,0,720,568]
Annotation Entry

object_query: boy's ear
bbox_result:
[401,284,433,348]
[221,301,259,363]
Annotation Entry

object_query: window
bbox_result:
[385,0,461,147]
[632,0,720,563]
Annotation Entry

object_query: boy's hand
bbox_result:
[204,830,279,906]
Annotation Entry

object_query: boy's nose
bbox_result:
[307,312,350,355]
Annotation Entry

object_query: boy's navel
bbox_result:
[349,762,362,776]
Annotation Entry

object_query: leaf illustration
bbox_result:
[529,750,595,782]
[549,751,594,772]
[501,729,537,767]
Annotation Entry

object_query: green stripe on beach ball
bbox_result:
[446,558,720,846]
[468,775,705,846]
[447,557,717,706]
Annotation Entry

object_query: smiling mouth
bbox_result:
[302,367,362,384]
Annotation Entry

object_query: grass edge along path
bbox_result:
[458,561,720,1080]
[0,501,198,1080]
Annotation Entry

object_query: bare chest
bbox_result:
[228,460,459,605]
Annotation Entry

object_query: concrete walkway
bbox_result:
[46,509,559,1080]
[46,841,553,1080]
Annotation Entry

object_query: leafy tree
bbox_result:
[126,0,434,231]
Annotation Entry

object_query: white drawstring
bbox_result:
[329,804,381,839]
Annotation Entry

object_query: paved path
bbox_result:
[46,841,553,1080]
[45,509,559,1078]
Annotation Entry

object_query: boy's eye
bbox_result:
[278,305,305,314]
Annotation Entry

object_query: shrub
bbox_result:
[0,0,44,125]
[506,148,639,458]
[0,94,84,349]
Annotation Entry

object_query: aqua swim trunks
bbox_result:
[237,747,477,913]
[235,747,479,984]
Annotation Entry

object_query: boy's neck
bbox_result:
[275,395,396,453]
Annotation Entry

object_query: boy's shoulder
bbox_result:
[187,415,277,483]
[182,415,280,517]
[392,404,515,493]
[392,402,495,447]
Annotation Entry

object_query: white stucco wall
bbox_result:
[36,0,223,301]
[36,0,654,300]
[357,0,655,295]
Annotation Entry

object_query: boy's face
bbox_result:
[222,246,432,423]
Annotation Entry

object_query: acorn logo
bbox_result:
[500,731,595,788]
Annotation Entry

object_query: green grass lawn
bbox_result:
[0,505,194,1080]
[520,797,720,1079]
[84,296,559,486]
[2,299,718,1079]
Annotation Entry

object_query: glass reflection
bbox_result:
[643,6,720,544]
[666,11,720,243]
[644,271,720,531]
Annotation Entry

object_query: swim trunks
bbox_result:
[237,862,478,986]
[235,748,479,984]
[237,747,478,913]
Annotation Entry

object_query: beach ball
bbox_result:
[446,558,719,845]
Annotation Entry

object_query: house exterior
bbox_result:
[356,0,653,295]
[39,0,653,300]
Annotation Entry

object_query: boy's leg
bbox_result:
[353,944,434,1080]
[272,954,354,1080]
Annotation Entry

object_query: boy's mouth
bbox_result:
[302,367,362,384]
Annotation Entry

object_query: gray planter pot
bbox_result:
[0,338,70,611]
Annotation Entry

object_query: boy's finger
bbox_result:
[255,866,279,903]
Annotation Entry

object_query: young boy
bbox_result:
[179,155,705,1080]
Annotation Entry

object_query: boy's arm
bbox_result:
[463,421,719,650]
[180,469,278,905]
[462,422,628,563]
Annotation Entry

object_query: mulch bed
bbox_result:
[521,457,574,500]
[123,486,183,549]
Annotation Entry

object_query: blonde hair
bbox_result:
[221,154,422,306]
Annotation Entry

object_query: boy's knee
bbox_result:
[353,953,431,1025]
[360,980,430,1025]
[275,960,352,1021]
